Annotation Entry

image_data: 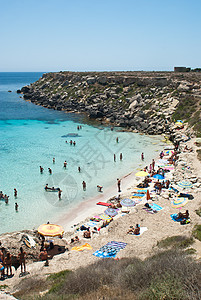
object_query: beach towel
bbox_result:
[133,189,147,193]
[98,213,112,221]
[71,243,93,251]
[142,207,157,214]
[170,213,183,222]
[149,203,163,211]
[93,241,127,258]
[128,227,148,236]
[132,193,145,198]
[86,221,100,227]
[96,202,110,207]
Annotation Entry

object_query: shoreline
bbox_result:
[56,168,141,232]
[1,125,201,295]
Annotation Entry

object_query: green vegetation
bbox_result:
[185,248,197,255]
[192,224,201,241]
[156,235,194,249]
[13,250,201,300]
[195,207,201,217]
[196,149,201,161]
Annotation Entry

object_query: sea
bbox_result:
[0,72,164,234]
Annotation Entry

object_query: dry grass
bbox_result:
[17,250,201,300]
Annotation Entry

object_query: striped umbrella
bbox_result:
[104,208,118,217]
[99,213,112,221]
[120,198,136,207]
[177,180,193,189]
[171,197,189,208]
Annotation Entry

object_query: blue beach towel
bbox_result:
[170,213,183,222]
[93,241,127,258]
[149,203,163,211]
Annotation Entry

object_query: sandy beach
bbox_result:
[0,127,201,296]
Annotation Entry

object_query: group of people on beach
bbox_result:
[0,245,26,279]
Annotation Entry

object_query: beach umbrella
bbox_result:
[135,171,149,177]
[120,198,136,207]
[196,138,201,144]
[153,174,165,180]
[104,208,118,217]
[177,180,193,189]
[171,197,189,208]
[99,213,112,221]
[38,224,64,237]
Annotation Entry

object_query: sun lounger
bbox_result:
[96,202,110,206]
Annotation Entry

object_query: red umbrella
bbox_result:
[146,190,151,201]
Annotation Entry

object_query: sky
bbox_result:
[0,0,201,72]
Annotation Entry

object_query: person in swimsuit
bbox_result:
[18,247,26,273]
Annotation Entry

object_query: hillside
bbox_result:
[19,71,201,136]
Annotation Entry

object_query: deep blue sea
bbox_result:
[0,72,163,234]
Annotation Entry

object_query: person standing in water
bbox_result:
[114,154,116,162]
[40,166,44,174]
[120,153,123,161]
[53,158,55,164]
[78,166,81,173]
[82,181,86,191]
[15,202,18,212]
[58,189,62,200]
[48,168,52,175]
[141,153,144,161]
[64,161,67,169]
[14,188,17,198]
[116,137,119,143]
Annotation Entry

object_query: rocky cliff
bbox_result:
[19,71,201,136]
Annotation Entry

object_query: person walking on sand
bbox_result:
[82,181,86,191]
[64,161,67,169]
[15,202,18,212]
[120,153,123,161]
[152,159,155,171]
[141,152,144,161]
[117,178,121,193]
[14,188,17,198]
[114,154,116,162]
[18,247,26,274]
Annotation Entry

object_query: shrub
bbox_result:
[193,225,201,241]
[157,235,194,249]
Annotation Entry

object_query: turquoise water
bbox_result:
[0,73,163,234]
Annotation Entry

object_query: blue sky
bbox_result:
[1,0,201,71]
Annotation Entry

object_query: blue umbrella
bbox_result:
[153,174,165,180]
[104,208,118,217]
[120,198,136,207]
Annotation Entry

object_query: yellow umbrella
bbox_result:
[38,223,64,237]
[135,171,149,177]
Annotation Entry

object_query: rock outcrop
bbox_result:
[19,71,201,136]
